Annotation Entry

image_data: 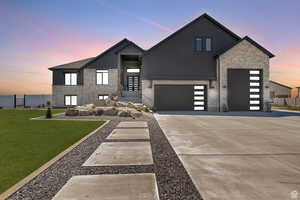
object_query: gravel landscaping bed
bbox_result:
[7,115,202,200]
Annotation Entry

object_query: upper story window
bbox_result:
[96,70,108,85]
[195,38,203,51]
[65,73,77,85]
[195,37,212,52]
[205,38,212,51]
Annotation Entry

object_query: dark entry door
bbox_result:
[228,69,250,111]
[228,69,262,111]
[127,75,139,91]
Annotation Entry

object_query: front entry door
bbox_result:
[127,75,139,91]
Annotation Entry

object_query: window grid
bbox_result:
[195,37,212,52]
[96,70,109,85]
[98,95,109,100]
[65,73,77,85]
[194,85,206,111]
[249,70,261,111]
[65,95,77,106]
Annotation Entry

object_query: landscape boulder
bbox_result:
[116,101,128,107]
[105,99,117,107]
[130,110,143,118]
[103,107,118,116]
[65,109,79,116]
[95,108,104,116]
[118,110,131,117]
[79,110,90,116]
[95,100,106,107]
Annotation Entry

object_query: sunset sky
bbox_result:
[0,0,299,95]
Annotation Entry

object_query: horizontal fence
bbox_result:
[272,98,300,106]
[24,95,52,108]
[0,94,52,108]
[0,95,16,108]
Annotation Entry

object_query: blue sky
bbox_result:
[0,0,300,94]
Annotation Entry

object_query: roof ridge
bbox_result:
[145,13,241,53]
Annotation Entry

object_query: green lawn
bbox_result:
[0,109,105,194]
[273,106,300,111]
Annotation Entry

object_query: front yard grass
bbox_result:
[273,105,300,111]
[0,109,105,194]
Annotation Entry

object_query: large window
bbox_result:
[96,70,109,85]
[65,95,77,106]
[195,37,212,52]
[65,73,77,85]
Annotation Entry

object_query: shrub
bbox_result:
[46,107,52,119]
[0,106,2,109]
[143,107,150,112]
[46,101,51,107]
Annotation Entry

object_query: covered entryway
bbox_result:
[154,85,207,111]
[228,69,263,111]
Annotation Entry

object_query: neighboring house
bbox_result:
[269,81,291,99]
[49,13,274,111]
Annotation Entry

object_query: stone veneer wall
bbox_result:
[218,39,270,111]
[52,68,118,107]
[142,80,219,111]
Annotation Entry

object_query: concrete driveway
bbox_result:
[155,112,300,200]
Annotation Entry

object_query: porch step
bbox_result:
[122,91,139,97]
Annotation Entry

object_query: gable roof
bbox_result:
[270,81,292,89]
[48,57,95,70]
[49,38,143,70]
[216,36,275,58]
[114,41,144,54]
[82,38,131,68]
[146,13,241,54]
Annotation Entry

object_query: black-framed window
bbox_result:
[65,73,77,85]
[98,95,109,100]
[205,38,212,51]
[195,37,203,51]
[195,37,212,52]
[96,70,108,85]
[65,95,77,106]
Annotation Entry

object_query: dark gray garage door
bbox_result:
[228,69,263,111]
[154,85,207,111]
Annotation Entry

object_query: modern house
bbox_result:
[269,81,291,99]
[49,13,274,111]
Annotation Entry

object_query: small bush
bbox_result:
[0,107,2,109]
[143,107,150,112]
[46,108,52,119]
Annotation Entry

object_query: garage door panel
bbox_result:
[228,69,263,111]
[154,85,194,111]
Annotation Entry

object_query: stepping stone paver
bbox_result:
[107,128,150,140]
[117,121,148,128]
[83,142,153,166]
[52,174,159,200]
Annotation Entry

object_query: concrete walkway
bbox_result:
[52,121,159,200]
[155,113,300,200]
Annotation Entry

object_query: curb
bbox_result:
[0,120,110,200]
